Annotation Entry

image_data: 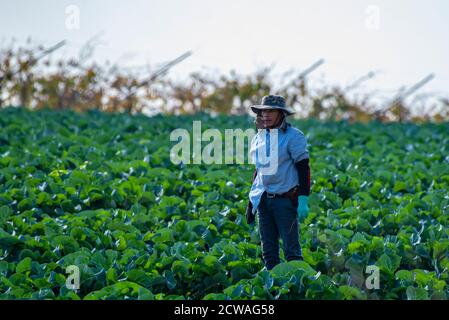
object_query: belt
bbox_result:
[264,192,283,199]
[262,186,300,208]
[262,191,289,199]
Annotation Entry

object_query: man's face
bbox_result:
[261,109,282,128]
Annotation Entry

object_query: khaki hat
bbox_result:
[250,94,295,116]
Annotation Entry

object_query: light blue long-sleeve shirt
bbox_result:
[249,121,309,215]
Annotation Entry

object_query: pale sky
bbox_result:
[1,0,448,108]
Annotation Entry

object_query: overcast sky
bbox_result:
[1,0,448,106]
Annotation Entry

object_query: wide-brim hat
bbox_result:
[250,94,295,116]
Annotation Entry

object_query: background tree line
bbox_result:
[1,39,448,123]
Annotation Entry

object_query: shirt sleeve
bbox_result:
[288,130,309,163]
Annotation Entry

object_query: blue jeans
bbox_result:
[257,193,303,270]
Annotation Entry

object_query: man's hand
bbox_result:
[297,195,309,222]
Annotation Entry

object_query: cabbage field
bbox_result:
[0,107,448,300]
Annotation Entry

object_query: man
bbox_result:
[246,94,311,270]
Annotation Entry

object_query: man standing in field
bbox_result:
[246,94,311,270]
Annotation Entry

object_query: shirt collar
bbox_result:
[279,118,290,132]
[266,117,290,133]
